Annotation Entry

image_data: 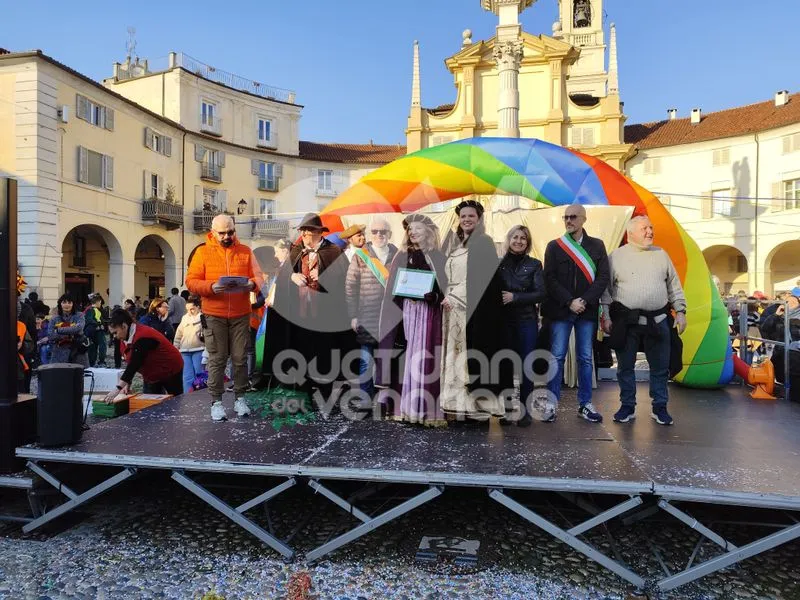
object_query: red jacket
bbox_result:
[186,232,264,319]
[121,323,183,384]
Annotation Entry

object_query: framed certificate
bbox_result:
[393,268,435,299]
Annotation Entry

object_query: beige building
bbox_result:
[0,49,404,306]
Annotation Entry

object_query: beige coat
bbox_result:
[173,312,205,352]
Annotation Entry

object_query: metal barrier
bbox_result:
[731,300,792,396]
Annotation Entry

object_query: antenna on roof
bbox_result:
[126,26,137,62]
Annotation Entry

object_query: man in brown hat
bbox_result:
[268,213,349,400]
[340,223,366,262]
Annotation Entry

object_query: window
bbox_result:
[73,235,86,268]
[318,169,333,192]
[143,171,165,200]
[201,101,220,134]
[782,133,800,154]
[257,118,274,147]
[144,127,172,156]
[711,189,737,217]
[430,135,454,147]
[77,146,113,189]
[259,162,277,191]
[781,178,800,210]
[712,148,730,167]
[76,94,114,131]
[570,127,595,148]
[203,188,218,210]
[196,146,224,182]
[260,199,275,219]
[644,157,661,175]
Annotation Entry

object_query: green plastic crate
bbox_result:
[92,398,129,418]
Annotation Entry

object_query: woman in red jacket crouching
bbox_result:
[104,308,184,401]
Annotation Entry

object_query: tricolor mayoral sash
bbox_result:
[555,234,596,284]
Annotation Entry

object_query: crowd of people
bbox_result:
[27,201,800,424]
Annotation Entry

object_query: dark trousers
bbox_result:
[142,371,184,396]
[505,319,538,408]
[616,319,671,408]
[88,330,107,366]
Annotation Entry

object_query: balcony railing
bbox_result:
[193,208,232,232]
[258,177,279,192]
[200,115,223,136]
[251,217,290,238]
[201,163,222,182]
[142,199,183,230]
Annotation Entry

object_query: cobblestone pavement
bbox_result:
[1,470,799,600]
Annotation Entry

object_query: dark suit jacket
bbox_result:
[541,232,610,323]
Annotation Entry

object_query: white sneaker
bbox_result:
[540,402,557,423]
[211,400,227,422]
[234,398,251,418]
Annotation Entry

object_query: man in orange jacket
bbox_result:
[187,214,264,421]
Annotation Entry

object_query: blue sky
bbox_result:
[2,0,794,144]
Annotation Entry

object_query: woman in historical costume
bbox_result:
[376,214,447,426]
[440,200,510,423]
[498,225,546,426]
[47,292,90,367]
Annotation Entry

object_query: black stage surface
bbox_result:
[16,382,800,509]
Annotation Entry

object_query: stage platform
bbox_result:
[14,382,800,592]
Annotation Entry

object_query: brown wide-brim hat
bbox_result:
[340,223,366,239]
[297,212,329,232]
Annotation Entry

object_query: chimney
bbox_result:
[691,108,702,125]
[667,108,677,120]
[168,51,177,69]
[775,90,789,107]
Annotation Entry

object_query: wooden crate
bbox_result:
[128,394,172,414]
[92,397,130,418]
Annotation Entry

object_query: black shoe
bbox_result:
[577,403,603,423]
[651,405,674,426]
[613,405,636,423]
[517,414,533,428]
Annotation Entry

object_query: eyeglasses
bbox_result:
[562,215,580,221]
[214,229,236,237]
[371,229,389,235]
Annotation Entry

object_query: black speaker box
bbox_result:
[0,394,37,473]
[37,363,85,447]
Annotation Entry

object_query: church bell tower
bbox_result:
[553,0,608,98]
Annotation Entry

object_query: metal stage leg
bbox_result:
[308,479,371,523]
[171,471,294,559]
[658,500,738,552]
[305,485,443,563]
[657,521,800,591]
[489,489,646,588]
[22,462,136,533]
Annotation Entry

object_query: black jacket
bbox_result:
[541,232,610,322]
[497,253,546,323]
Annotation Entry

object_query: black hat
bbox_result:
[297,213,329,232]
[402,213,436,230]
[454,199,484,218]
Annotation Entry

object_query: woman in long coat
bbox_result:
[440,200,510,422]
[376,215,447,426]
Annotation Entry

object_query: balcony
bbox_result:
[193,208,232,233]
[258,177,279,192]
[252,217,290,238]
[142,199,183,230]
[200,115,223,136]
[201,163,222,182]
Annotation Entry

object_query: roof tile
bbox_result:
[298,141,407,164]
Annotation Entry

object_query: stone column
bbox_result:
[108,260,136,307]
[493,40,524,138]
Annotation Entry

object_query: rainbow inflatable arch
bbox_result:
[321,137,733,388]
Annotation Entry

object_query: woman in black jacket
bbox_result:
[138,298,175,342]
[498,225,546,425]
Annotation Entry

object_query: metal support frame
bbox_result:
[305,484,442,563]
[658,500,737,552]
[171,471,294,559]
[308,479,371,523]
[22,461,136,533]
[657,521,800,591]
[489,489,646,588]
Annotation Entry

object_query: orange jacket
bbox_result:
[17,321,29,372]
[186,232,264,319]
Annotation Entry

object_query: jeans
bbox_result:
[616,318,671,408]
[505,319,538,409]
[547,314,595,406]
[204,315,250,399]
[181,350,205,393]
[358,344,376,397]
[88,330,107,366]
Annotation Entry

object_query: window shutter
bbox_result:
[194,144,206,162]
[103,155,114,190]
[251,159,260,175]
[783,136,792,154]
[77,146,88,183]
[701,191,712,219]
[104,107,114,131]
[217,190,227,212]
[217,150,226,167]
[275,163,284,178]
[76,94,88,122]
[570,128,582,147]
[333,170,343,184]
[163,136,172,157]
[271,125,278,148]
[729,187,739,217]
[771,182,784,211]
[144,127,154,149]
[157,175,165,200]
[583,128,595,147]
[194,185,203,209]
[143,170,151,198]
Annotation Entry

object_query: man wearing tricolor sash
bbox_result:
[541,204,610,423]
[345,218,398,400]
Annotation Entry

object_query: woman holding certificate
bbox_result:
[376,215,447,426]
[440,200,510,423]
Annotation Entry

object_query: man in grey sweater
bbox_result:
[601,216,687,426]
